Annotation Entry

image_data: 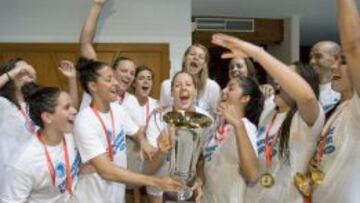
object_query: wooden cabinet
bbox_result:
[0,43,170,99]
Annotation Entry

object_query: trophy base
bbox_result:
[164,188,194,202]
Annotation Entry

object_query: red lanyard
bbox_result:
[90,105,115,161]
[18,107,35,134]
[37,131,73,194]
[315,101,349,165]
[215,120,230,143]
[265,113,281,168]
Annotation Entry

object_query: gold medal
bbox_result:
[260,173,275,188]
[310,168,324,185]
[294,172,312,197]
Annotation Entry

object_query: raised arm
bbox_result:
[212,34,320,126]
[58,60,79,108]
[338,0,360,94]
[80,0,108,60]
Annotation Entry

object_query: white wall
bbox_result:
[268,16,300,64]
[0,0,192,77]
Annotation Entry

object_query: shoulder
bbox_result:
[206,79,220,90]
[7,136,41,169]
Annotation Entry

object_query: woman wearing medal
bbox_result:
[0,85,80,203]
[308,0,360,202]
[73,58,183,203]
[200,76,264,203]
[0,59,79,188]
[212,34,325,203]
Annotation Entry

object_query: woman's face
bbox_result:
[172,73,197,110]
[229,58,248,79]
[48,92,77,133]
[183,46,207,75]
[331,57,352,94]
[220,78,246,108]
[134,69,153,99]
[92,65,119,103]
[14,60,37,89]
[113,60,136,93]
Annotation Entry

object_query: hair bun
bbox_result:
[22,82,43,103]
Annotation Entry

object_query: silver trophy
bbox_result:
[163,111,213,202]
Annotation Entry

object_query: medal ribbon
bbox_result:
[91,105,115,161]
[18,107,36,133]
[265,113,280,168]
[145,98,150,126]
[37,131,73,194]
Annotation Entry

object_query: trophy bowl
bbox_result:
[162,110,213,202]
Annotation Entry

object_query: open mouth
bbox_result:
[332,75,341,81]
[141,86,150,91]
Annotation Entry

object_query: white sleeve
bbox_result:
[0,97,8,126]
[243,119,259,156]
[73,113,106,163]
[0,166,32,203]
[146,113,164,148]
[159,80,172,108]
[113,104,139,136]
[208,80,221,113]
[79,92,92,110]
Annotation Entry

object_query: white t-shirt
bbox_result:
[145,107,212,196]
[0,133,81,203]
[202,117,258,203]
[126,97,159,127]
[73,103,139,203]
[313,93,360,203]
[245,98,325,203]
[0,97,36,186]
[159,78,221,115]
[319,83,340,113]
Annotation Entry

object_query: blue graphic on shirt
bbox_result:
[256,126,278,157]
[322,126,336,155]
[56,151,81,194]
[112,129,126,154]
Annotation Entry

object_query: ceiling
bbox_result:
[192,0,359,46]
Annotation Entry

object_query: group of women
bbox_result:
[0,0,359,202]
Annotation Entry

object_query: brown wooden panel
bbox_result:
[192,17,284,46]
[0,43,170,99]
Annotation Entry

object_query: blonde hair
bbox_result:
[182,43,209,96]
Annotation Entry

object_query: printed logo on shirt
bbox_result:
[112,129,126,154]
[256,126,278,157]
[56,151,81,194]
[322,126,336,155]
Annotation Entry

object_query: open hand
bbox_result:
[58,60,76,79]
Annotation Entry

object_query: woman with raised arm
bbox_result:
[307,0,360,202]
[144,71,213,203]
[160,44,221,115]
[0,85,80,203]
[0,59,78,186]
[212,34,325,203]
[78,0,155,162]
[73,58,182,203]
[201,76,264,203]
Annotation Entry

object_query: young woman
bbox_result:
[0,86,80,203]
[309,1,360,202]
[212,33,325,203]
[228,57,274,98]
[144,71,213,203]
[0,59,78,185]
[73,58,182,203]
[160,44,221,115]
[78,0,155,161]
[201,76,264,203]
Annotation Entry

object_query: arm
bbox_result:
[217,103,259,183]
[132,127,157,160]
[0,64,32,88]
[58,60,79,108]
[80,0,108,60]
[212,34,319,126]
[338,0,360,94]
[89,153,182,191]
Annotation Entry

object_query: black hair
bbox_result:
[112,56,134,71]
[233,76,264,125]
[278,61,320,161]
[0,58,23,108]
[135,65,154,79]
[77,57,108,94]
[24,85,62,129]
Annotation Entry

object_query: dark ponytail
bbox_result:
[77,57,108,94]
[24,85,62,129]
